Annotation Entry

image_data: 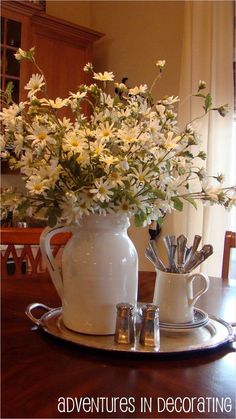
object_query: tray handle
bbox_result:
[25,303,52,326]
[229,322,236,342]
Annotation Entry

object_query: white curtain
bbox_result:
[174,0,235,277]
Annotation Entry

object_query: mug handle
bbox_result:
[187,272,209,306]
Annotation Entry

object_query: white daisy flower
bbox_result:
[130,164,154,183]
[198,80,206,90]
[27,123,55,147]
[156,60,166,69]
[93,71,114,82]
[14,48,27,61]
[90,139,107,156]
[18,151,33,171]
[60,194,82,224]
[96,122,115,140]
[118,126,139,144]
[25,74,45,97]
[26,175,49,195]
[203,187,222,202]
[0,103,24,126]
[69,91,87,100]
[114,82,128,92]
[129,85,148,95]
[119,159,130,171]
[63,131,85,153]
[108,170,125,187]
[58,117,73,130]
[161,96,179,106]
[100,154,118,171]
[162,132,181,151]
[90,179,113,203]
[76,151,90,167]
[42,97,68,109]
[116,197,134,215]
[83,62,94,73]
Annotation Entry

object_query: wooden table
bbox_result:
[1,273,236,418]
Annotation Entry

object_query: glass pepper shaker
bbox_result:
[114,303,135,344]
[139,304,160,349]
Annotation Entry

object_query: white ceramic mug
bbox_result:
[153,270,209,324]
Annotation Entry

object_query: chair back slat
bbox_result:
[222,231,236,280]
[1,228,71,280]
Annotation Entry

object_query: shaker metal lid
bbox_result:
[142,303,159,319]
[116,303,134,316]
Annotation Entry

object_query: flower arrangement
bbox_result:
[1,48,235,227]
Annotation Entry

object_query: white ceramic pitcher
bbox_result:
[153,270,209,323]
[40,214,138,335]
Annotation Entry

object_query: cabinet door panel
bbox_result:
[33,34,88,99]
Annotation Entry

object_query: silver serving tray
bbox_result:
[25,303,236,354]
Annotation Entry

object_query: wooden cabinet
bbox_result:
[1,3,33,102]
[31,13,102,101]
[1,0,103,102]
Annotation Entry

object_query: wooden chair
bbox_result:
[1,227,71,280]
[222,231,236,280]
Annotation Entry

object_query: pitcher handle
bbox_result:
[188,272,210,306]
[40,225,76,299]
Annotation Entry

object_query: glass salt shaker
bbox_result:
[114,303,135,344]
[139,304,160,349]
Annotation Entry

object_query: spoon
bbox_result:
[184,235,201,265]
[146,242,166,271]
[163,235,177,272]
[177,235,187,271]
[183,251,205,273]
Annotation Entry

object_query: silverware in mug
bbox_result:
[185,235,201,264]
[163,235,177,272]
[200,244,214,262]
[146,243,166,271]
[183,251,205,272]
[146,233,213,274]
[177,234,187,271]
[169,244,178,272]
[184,243,214,272]
[145,248,158,267]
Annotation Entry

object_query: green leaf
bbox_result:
[171,196,183,211]
[194,93,206,98]
[48,212,57,227]
[26,47,35,62]
[184,196,197,210]
[113,95,120,106]
[157,216,164,227]
[34,203,47,213]
[134,211,147,227]
[178,150,194,159]
[5,81,14,105]
[204,93,212,112]
[197,151,207,160]
[153,188,166,200]
[16,199,30,215]
[46,206,61,227]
